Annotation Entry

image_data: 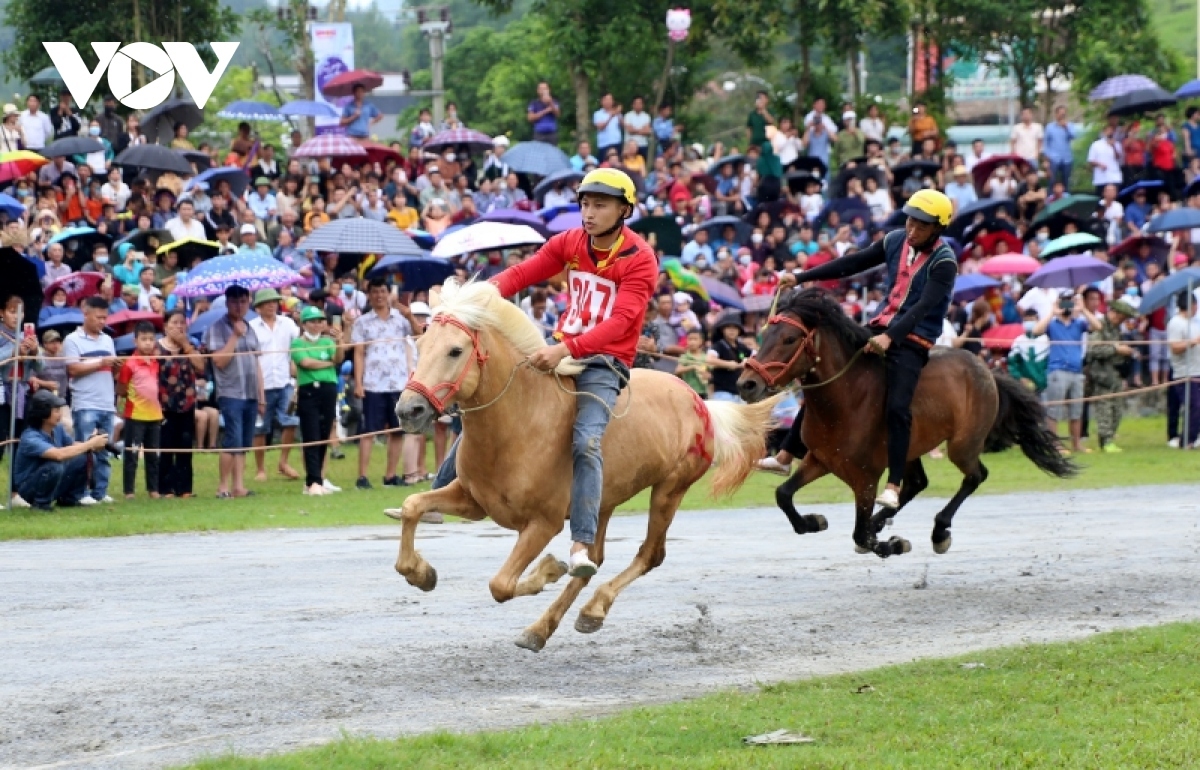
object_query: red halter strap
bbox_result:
[403,314,490,414]
[744,314,817,389]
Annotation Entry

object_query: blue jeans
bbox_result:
[73,409,115,499]
[433,357,623,544]
[18,454,88,509]
[219,397,258,453]
[1050,161,1072,189]
[256,385,299,437]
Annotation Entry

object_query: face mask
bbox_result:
[53,299,65,308]
[1023,320,1036,334]
[420,121,432,129]
[303,330,322,342]
[342,283,355,295]
[751,234,763,245]
[846,294,858,303]
[1125,286,1138,297]
[89,126,101,136]
[1036,233,1048,244]
[739,255,752,266]
[95,255,108,265]
[445,153,456,162]
[497,181,508,191]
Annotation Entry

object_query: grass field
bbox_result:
[0,416,1191,540]
[184,622,1200,769]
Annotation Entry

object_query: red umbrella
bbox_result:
[971,154,1034,191]
[360,141,403,165]
[106,309,165,336]
[291,134,369,161]
[43,271,105,305]
[321,69,384,99]
[1110,234,1170,261]
[979,254,1042,276]
[0,150,49,184]
[981,322,1025,350]
[691,173,717,194]
[973,231,1023,256]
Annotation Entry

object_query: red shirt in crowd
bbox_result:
[492,226,657,366]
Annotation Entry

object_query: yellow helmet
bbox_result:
[577,168,638,208]
[902,189,953,227]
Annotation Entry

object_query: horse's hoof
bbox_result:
[575,614,605,634]
[889,537,911,555]
[384,508,404,521]
[854,543,871,554]
[413,567,438,592]
[514,630,546,652]
[932,535,952,555]
[804,514,828,532]
[549,559,569,581]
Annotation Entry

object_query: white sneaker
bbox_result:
[755,457,791,476]
[875,487,900,510]
[304,483,327,496]
[78,495,98,506]
[568,550,598,578]
[1167,437,1181,448]
[9,494,31,509]
[99,496,114,504]
[1193,439,1200,449]
[322,479,342,492]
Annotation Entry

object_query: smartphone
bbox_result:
[332,315,343,330]
[22,323,35,339]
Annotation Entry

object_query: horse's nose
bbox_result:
[738,377,763,402]
[396,399,428,424]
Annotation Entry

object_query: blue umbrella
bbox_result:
[185,166,251,198]
[217,100,284,121]
[1089,74,1159,101]
[953,274,1000,302]
[536,204,579,222]
[1148,208,1200,234]
[49,227,112,253]
[1118,179,1163,201]
[699,275,745,311]
[404,228,437,250]
[1176,80,1200,100]
[547,211,581,233]
[0,193,24,219]
[366,253,456,291]
[503,141,571,176]
[188,306,258,340]
[279,100,340,119]
[38,308,84,332]
[1025,255,1116,289]
[113,332,137,356]
[479,208,552,237]
[174,253,301,298]
[1139,267,1200,315]
[533,168,584,202]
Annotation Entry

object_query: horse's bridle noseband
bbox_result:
[403,314,489,414]
[744,313,818,389]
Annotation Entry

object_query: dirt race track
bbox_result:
[3,484,1199,770]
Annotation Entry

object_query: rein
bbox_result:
[745,313,864,392]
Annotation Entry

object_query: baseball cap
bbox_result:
[41,329,61,344]
[239,223,257,236]
[30,388,67,411]
[493,136,510,147]
[410,301,432,316]
[300,305,326,323]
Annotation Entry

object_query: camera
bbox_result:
[105,440,125,459]
[1058,299,1074,313]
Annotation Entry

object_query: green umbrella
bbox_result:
[1030,194,1100,230]
[1041,232,1102,259]
[29,66,64,87]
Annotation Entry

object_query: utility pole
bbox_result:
[328,0,346,22]
[416,6,452,126]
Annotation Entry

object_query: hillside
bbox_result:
[1150,0,1197,75]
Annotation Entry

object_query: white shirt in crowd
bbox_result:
[137,285,161,312]
[772,131,804,167]
[799,193,823,222]
[1017,286,1059,320]
[18,109,52,149]
[859,117,885,143]
[164,216,207,243]
[1088,138,1123,187]
[1167,312,1200,377]
[803,111,838,135]
[963,149,991,173]
[543,188,575,208]
[250,313,300,391]
[863,188,892,222]
[623,110,651,148]
[1009,121,1044,162]
[101,180,131,211]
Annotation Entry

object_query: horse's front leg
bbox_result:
[385,480,485,591]
[777,455,831,535]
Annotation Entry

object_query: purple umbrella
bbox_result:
[174,253,302,297]
[547,211,582,234]
[700,276,745,311]
[1089,74,1159,101]
[1024,255,1116,289]
[953,274,1001,302]
[479,208,552,237]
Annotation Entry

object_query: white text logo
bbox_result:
[42,42,239,110]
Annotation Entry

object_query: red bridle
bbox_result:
[744,314,818,389]
[403,314,489,414]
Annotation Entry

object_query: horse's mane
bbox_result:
[434,278,584,375]
[779,287,873,356]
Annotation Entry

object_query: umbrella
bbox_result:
[1139,267,1200,315]
[973,231,1024,256]
[0,193,24,220]
[629,216,683,256]
[789,157,828,178]
[785,171,823,195]
[953,274,1000,303]
[114,144,195,174]
[1041,232,1102,259]
[533,169,584,202]
[40,137,103,158]
[106,309,165,336]
[280,100,340,119]
[298,217,422,255]
[1089,74,1159,101]
[173,253,302,298]
[50,226,112,251]
[891,159,941,188]
[1176,80,1200,100]
[366,253,456,291]
[185,166,251,198]
[660,258,709,300]
[29,66,64,87]
[503,142,571,176]
[38,308,84,334]
[0,247,43,323]
[1118,179,1163,202]
[0,150,49,183]
[946,199,1017,240]
[158,238,221,263]
[691,173,718,195]
[979,254,1041,276]
[711,154,745,171]
[43,271,105,305]
[177,149,212,172]
[546,211,581,233]
[696,215,752,244]
[1184,179,1200,200]
[423,129,494,152]
[141,98,204,145]
[359,141,403,165]
[114,229,174,254]
[536,204,579,222]
[818,198,872,227]
[971,155,1033,190]
[830,165,887,198]
[403,228,437,250]
[188,306,257,340]
[700,275,745,311]
[478,208,552,237]
[431,222,546,258]
[1147,208,1200,234]
[112,333,137,356]
[217,100,284,121]
[981,323,1026,351]
[1107,87,1177,118]
[1110,235,1170,262]
[1025,255,1116,289]
[1030,195,1100,230]
[321,69,384,99]
[291,134,369,161]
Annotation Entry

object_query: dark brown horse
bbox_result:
[737,288,1075,558]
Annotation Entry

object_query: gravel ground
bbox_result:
[3,485,1199,770]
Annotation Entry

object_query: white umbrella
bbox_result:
[431,222,546,258]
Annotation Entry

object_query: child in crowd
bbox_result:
[117,322,162,499]
[675,328,711,396]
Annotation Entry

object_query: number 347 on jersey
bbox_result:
[560,271,618,335]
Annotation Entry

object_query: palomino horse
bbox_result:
[737,288,1075,558]
[388,280,778,651]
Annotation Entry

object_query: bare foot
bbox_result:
[278,464,300,480]
[149,492,161,499]
[254,471,267,482]
[125,494,135,500]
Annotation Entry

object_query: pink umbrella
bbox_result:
[972,154,1034,191]
[320,69,384,99]
[979,254,1042,276]
[291,134,369,161]
[982,323,1025,350]
[106,309,165,336]
[43,271,105,305]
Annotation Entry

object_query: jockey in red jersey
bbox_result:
[433,168,657,577]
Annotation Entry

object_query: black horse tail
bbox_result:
[984,372,1078,478]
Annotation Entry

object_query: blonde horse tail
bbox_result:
[706,394,783,497]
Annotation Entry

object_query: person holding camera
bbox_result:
[1032,290,1102,455]
[13,389,109,511]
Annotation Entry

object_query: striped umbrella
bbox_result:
[423,128,494,151]
[291,134,369,161]
[279,100,340,118]
[217,100,284,121]
[503,142,571,176]
[174,253,302,297]
[298,217,422,255]
[0,150,49,183]
[1089,74,1159,101]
